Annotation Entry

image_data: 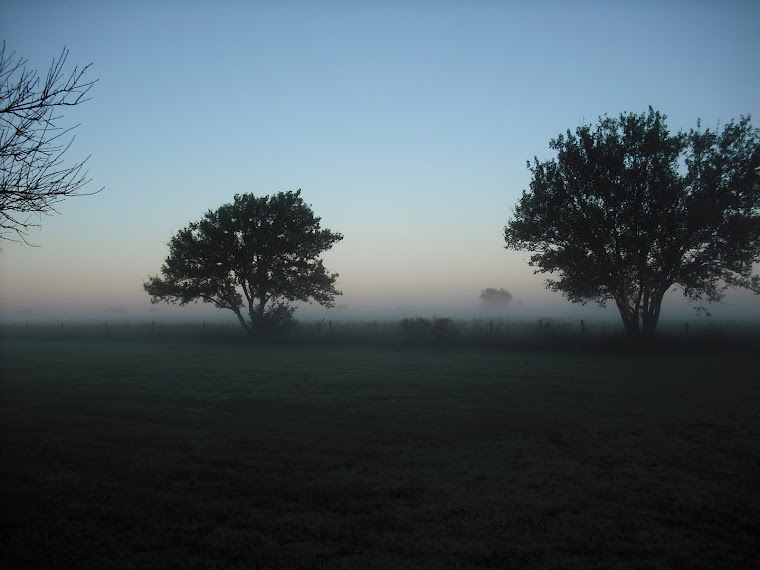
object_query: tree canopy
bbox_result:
[144,190,343,334]
[0,43,100,245]
[504,107,760,336]
[480,287,513,307]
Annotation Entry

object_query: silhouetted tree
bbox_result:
[504,108,760,336]
[0,43,100,245]
[480,287,513,307]
[144,190,343,334]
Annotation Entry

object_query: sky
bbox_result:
[1,0,759,324]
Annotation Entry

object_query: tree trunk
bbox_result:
[247,298,269,332]
[641,289,665,336]
[615,296,640,336]
[641,314,658,336]
[231,308,252,334]
[255,300,266,320]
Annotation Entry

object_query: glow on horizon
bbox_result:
[1,1,759,324]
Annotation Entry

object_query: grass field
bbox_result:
[1,325,759,568]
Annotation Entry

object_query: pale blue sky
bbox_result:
[1,0,759,322]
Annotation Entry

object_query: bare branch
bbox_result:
[0,42,101,246]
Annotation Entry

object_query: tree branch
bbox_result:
[0,42,101,245]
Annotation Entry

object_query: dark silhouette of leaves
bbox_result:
[144,190,343,334]
[505,108,760,336]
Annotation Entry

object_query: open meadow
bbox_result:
[1,321,759,568]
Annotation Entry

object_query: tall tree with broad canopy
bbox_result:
[504,108,760,336]
[144,190,343,334]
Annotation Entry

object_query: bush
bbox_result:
[251,302,298,335]
[431,317,456,340]
[395,317,457,347]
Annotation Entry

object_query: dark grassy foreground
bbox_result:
[1,335,759,568]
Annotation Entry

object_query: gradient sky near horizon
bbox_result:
[1,0,759,323]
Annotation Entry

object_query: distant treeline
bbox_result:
[2,318,759,353]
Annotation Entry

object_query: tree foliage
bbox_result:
[0,43,100,245]
[504,107,760,336]
[480,287,513,307]
[144,190,343,334]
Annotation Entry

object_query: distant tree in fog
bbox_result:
[504,107,760,337]
[0,43,100,245]
[480,287,513,307]
[144,190,343,334]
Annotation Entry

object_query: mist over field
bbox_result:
[2,286,757,327]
